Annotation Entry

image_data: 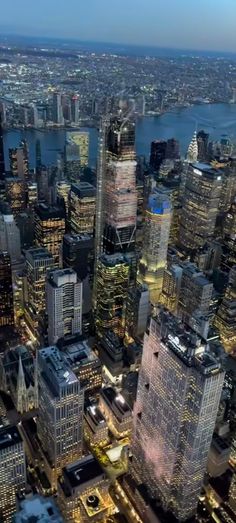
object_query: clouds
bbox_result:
[0,0,236,52]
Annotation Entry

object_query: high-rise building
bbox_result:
[0,110,5,179]
[5,177,26,216]
[187,131,198,162]
[27,182,38,211]
[0,425,26,522]
[103,117,138,255]
[131,311,225,521]
[160,263,183,313]
[166,138,180,160]
[68,182,96,235]
[66,131,89,170]
[178,262,213,324]
[150,140,167,170]
[9,141,29,181]
[0,211,21,264]
[56,180,70,215]
[197,130,209,162]
[52,92,64,125]
[179,162,222,251]
[0,251,14,329]
[71,94,80,124]
[37,346,84,480]
[46,268,82,345]
[138,189,172,304]
[125,284,149,339]
[96,253,130,338]
[214,266,236,353]
[34,204,65,267]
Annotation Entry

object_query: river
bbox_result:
[3,103,236,170]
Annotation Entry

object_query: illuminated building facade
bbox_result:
[178,262,213,324]
[37,346,84,478]
[0,251,14,328]
[99,387,132,439]
[68,182,96,235]
[0,211,21,264]
[34,204,65,267]
[84,405,109,446]
[56,180,71,215]
[0,426,26,523]
[5,177,26,216]
[160,264,183,313]
[9,141,29,181]
[58,455,114,523]
[179,162,222,251]
[103,117,137,255]
[138,189,172,304]
[187,131,198,162]
[132,311,225,521]
[125,283,149,339]
[95,253,130,338]
[214,266,236,353]
[46,268,82,345]
[65,131,89,181]
[27,182,38,211]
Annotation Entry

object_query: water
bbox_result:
[3,103,236,170]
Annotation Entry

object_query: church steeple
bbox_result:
[16,354,27,414]
[187,131,198,162]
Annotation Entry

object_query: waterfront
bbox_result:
[3,103,236,170]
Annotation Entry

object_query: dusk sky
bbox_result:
[0,0,236,52]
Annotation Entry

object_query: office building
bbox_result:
[68,182,96,235]
[0,211,21,264]
[96,253,130,338]
[27,182,38,210]
[207,434,230,478]
[187,131,198,162]
[150,140,166,170]
[138,189,172,304]
[125,284,149,339]
[166,138,180,160]
[71,94,80,124]
[84,405,109,446]
[46,268,82,345]
[37,346,84,480]
[197,130,209,162]
[52,91,64,124]
[98,330,124,378]
[58,455,114,522]
[178,262,213,324]
[5,177,26,216]
[34,204,65,267]
[179,162,222,251]
[99,387,132,439]
[0,111,5,179]
[14,494,64,523]
[63,233,94,281]
[131,311,225,521]
[214,266,236,353]
[59,336,102,396]
[0,425,26,522]
[9,141,29,181]
[219,159,236,211]
[56,180,70,214]
[65,131,89,181]
[160,263,183,313]
[0,251,14,328]
[103,116,138,254]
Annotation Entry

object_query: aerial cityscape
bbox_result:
[0,1,236,522]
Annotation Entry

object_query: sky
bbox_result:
[0,0,236,52]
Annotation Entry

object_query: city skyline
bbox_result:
[0,0,236,53]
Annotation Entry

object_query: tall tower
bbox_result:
[0,110,5,180]
[46,268,82,345]
[68,182,96,235]
[71,94,80,124]
[179,162,222,251]
[0,426,26,522]
[37,346,84,479]
[138,189,172,304]
[0,211,21,264]
[187,131,198,162]
[214,266,236,353]
[0,251,14,329]
[34,204,65,267]
[131,311,225,521]
[103,116,138,255]
[52,92,64,125]
[9,141,29,181]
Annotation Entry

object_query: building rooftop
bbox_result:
[47,268,78,287]
[62,454,104,490]
[26,247,54,261]
[14,495,64,522]
[85,405,106,427]
[35,203,65,220]
[191,162,221,178]
[63,233,93,245]
[38,346,79,393]
[71,182,96,198]
[99,253,129,267]
[101,387,131,415]
[0,425,22,451]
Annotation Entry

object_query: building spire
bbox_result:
[187,131,198,162]
[17,354,27,414]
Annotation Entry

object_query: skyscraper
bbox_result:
[197,130,209,162]
[103,117,138,255]
[65,131,89,177]
[68,182,96,235]
[0,426,26,522]
[96,253,130,338]
[9,141,29,181]
[150,140,167,171]
[187,131,198,162]
[179,162,222,251]
[5,178,26,216]
[0,251,14,328]
[71,94,80,124]
[37,346,84,480]
[0,211,21,264]
[0,110,5,180]
[46,268,82,345]
[160,264,183,313]
[34,204,65,267]
[52,92,64,125]
[178,262,213,324]
[214,266,236,353]
[131,311,225,521]
[138,189,172,304]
